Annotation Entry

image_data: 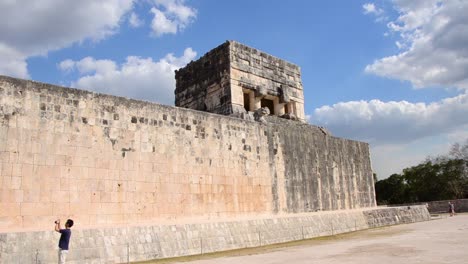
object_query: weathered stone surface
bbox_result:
[0,206,430,263]
[0,72,389,263]
[266,117,375,213]
[253,107,270,123]
[425,199,468,213]
[175,41,306,121]
[0,75,376,230]
[175,43,231,115]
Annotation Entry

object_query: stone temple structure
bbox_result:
[0,41,430,263]
[175,41,305,121]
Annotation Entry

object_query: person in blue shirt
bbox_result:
[55,219,74,264]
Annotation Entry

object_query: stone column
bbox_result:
[249,92,256,112]
[254,96,261,111]
[274,98,285,116]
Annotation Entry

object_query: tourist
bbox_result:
[55,219,74,264]
[449,202,455,217]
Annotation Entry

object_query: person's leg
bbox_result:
[59,249,68,264]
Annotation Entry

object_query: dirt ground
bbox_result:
[143,214,468,264]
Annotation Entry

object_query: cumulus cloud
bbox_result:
[150,0,197,36]
[151,8,178,35]
[363,2,387,22]
[0,0,135,78]
[59,48,197,105]
[363,3,383,15]
[312,92,468,144]
[365,0,468,89]
[370,134,463,178]
[0,1,198,78]
[58,59,76,72]
[129,12,144,28]
[0,44,29,78]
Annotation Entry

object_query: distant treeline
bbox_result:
[375,140,468,205]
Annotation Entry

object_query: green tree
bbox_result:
[439,159,468,199]
[410,159,467,201]
[375,173,408,205]
[403,161,442,202]
[375,140,468,204]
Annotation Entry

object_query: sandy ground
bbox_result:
[171,214,468,264]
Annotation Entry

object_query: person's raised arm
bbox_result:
[54,219,61,232]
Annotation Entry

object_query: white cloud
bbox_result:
[365,0,468,89]
[362,2,387,22]
[312,95,468,178]
[0,1,199,78]
[59,48,197,105]
[0,43,29,78]
[151,8,178,35]
[58,59,76,72]
[446,125,468,143]
[0,0,136,78]
[129,12,144,28]
[74,57,118,75]
[150,0,197,36]
[370,133,464,178]
[312,92,468,144]
[363,3,383,15]
[328,0,468,178]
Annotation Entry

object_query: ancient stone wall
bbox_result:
[426,199,468,214]
[0,206,430,263]
[229,41,305,120]
[175,43,232,115]
[0,75,374,231]
[175,41,305,120]
[267,117,375,213]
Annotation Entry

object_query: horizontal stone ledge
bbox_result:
[0,206,430,263]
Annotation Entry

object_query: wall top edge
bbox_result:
[226,40,301,70]
[0,74,239,121]
[0,206,425,234]
[0,74,367,146]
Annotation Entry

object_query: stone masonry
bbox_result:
[0,71,438,263]
[175,41,305,121]
[0,206,430,263]
[0,75,374,230]
[426,199,468,214]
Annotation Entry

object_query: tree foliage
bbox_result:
[375,140,468,205]
[375,173,408,204]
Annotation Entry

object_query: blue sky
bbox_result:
[1,0,467,178]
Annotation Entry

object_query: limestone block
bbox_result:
[0,203,20,217]
[21,203,53,216]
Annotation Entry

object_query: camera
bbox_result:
[54,220,59,224]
